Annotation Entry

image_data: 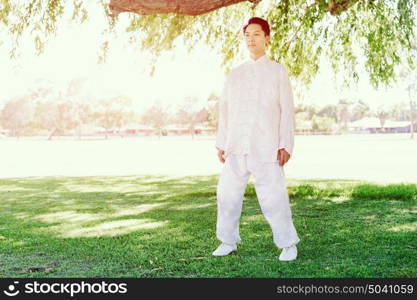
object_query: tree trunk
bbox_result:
[77,125,82,140]
[109,0,254,16]
[410,99,415,139]
[118,126,124,138]
[189,125,195,140]
[48,128,57,140]
[108,0,359,16]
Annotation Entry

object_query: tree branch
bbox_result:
[108,0,254,17]
[108,0,364,17]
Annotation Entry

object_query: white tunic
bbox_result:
[215,54,295,162]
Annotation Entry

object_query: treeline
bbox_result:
[295,99,414,134]
[0,92,218,139]
[1,86,414,139]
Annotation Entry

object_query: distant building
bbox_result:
[295,120,313,135]
[163,124,215,135]
[194,125,216,135]
[349,117,412,133]
[348,117,381,133]
[165,124,189,135]
[383,120,413,133]
[119,124,154,136]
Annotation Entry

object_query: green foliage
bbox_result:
[5,0,66,56]
[1,0,417,87]
[351,183,417,201]
[311,115,336,132]
[125,3,250,74]
[317,104,338,120]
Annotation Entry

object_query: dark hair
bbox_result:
[243,17,270,37]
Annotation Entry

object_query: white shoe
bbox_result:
[279,245,297,261]
[212,243,237,256]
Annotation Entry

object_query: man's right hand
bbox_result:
[217,149,226,163]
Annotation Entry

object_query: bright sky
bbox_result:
[0,0,413,114]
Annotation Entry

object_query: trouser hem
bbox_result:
[216,234,240,246]
[275,238,300,249]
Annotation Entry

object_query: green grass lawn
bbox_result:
[0,175,416,278]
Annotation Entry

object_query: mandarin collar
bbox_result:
[248,54,268,65]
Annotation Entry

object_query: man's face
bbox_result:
[244,23,269,55]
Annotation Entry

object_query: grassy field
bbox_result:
[0,175,416,278]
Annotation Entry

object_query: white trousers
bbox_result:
[216,154,300,249]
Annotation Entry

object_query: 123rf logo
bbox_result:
[3,281,128,297]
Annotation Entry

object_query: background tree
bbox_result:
[295,104,316,119]
[389,102,409,122]
[0,97,34,138]
[93,96,134,139]
[375,106,390,129]
[74,102,94,140]
[295,111,312,133]
[317,104,338,121]
[337,99,352,132]
[399,66,417,138]
[141,102,171,138]
[351,100,370,121]
[174,96,209,139]
[311,115,336,134]
[34,100,79,140]
[206,92,219,130]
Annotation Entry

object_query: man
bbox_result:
[213,17,300,261]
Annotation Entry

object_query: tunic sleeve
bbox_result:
[215,75,230,151]
[278,65,295,155]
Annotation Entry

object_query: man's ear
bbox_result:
[266,35,270,44]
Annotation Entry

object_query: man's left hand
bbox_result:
[277,148,290,166]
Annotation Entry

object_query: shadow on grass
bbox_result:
[0,175,416,277]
